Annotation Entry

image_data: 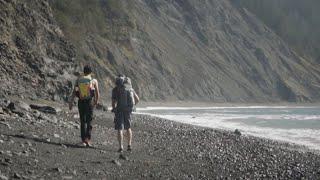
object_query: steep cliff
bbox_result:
[50,0,320,102]
[232,0,320,63]
[1,0,320,102]
[0,0,76,101]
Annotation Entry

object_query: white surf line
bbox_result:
[136,106,319,111]
[134,108,320,151]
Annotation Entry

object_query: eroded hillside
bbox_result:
[1,0,320,102]
[50,0,320,102]
[0,0,76,101]
[233,0,320,63]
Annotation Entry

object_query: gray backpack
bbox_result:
[116,86,134,112]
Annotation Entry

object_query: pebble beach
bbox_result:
[0,101,320,179]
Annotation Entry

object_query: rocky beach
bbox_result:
[1,0,320,179]
[0,99,320,179]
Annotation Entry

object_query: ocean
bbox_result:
[136,106,320,150]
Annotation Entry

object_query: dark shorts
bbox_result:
[114,111,131,130]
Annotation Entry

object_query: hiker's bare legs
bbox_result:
[117,130,123,149]
[126,128,132,146]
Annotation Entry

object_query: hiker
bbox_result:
[111,75,139,152]
[69,65,100,147]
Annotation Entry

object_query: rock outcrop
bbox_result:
[0,0,76,102]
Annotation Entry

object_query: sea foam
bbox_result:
[136,106,320,150]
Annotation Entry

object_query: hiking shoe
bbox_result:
[127,145,132,152]
[86,141,93,147]
[117,148,123,153]
[79,142,87,147]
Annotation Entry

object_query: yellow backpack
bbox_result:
[77,76,94,100]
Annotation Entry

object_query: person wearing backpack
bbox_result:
[111,75,139,152]
[69,65,100,147]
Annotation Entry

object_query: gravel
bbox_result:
[0,101,319,179]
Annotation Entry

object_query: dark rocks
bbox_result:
[0,0,76,102]
[29,104,57,114]
[1,108,10,115]
[11,110,24,117]
[7,102,15,111]
[4,158,12,164]
[52,167,63,173]
[32,110,41,118]
[134,114,320,179]
[234,129,241,136]
[13,173,21,179]
[0,106,319,179]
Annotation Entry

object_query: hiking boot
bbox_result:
[79,142,87,147]
[117,148,123,153]
[127,145,132,152]
[86,140,93,147]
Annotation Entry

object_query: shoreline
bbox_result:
[134,105,320,154]
[132,114,320,179]
[138,101,320,107]
[136,113,320,155]
[1,99,320,179]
